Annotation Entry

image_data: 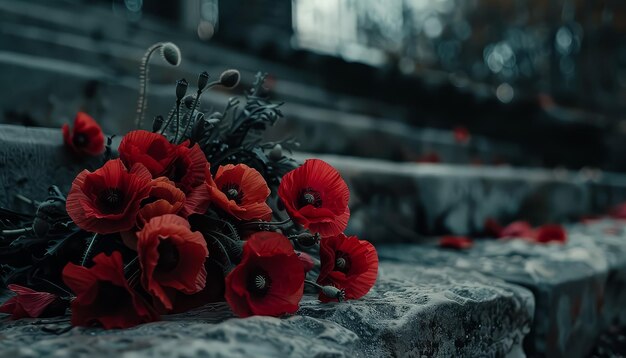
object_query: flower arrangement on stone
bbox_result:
[0,42,378,328]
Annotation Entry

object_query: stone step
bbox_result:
[0,0,404,122]
[0,3,534,166]
[377,219,626,357]
[295,152,626,241]
[3,124,626,357]
[0,0,616,172]
[0,47,530,166]
[2,125,626,243]
[0,260,534,357]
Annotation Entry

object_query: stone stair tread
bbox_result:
[0,260,533,358]
[0,44,527,165]
[3,125,626,241]
[377,219,626,357]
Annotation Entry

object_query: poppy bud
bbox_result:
[296,251,315,272]
[219,69,240,89]
[269,144,283,161]
[160,42,181,67]
[197,71,210,91]
[183,95,196,109]
[291,232,319,247]
[152,115,164,133]
[33,199,68,238]
[321,285,345,302]
[176,79,188,100]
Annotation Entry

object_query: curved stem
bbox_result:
[135,43,163,129]
[304,280,323,290]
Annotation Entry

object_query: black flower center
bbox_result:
[156,239,180,273]
[334,251,351,274]
[168,158,187,183]
[222,183,244,204]
[73,133,89,148]
[96,188,125,214]
[94,281,131,315]
[297,187,322,209]
[247,268,271,297]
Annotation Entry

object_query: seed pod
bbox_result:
[219,69,240,88]
[197,71,210,91]
[176,79,188,100]
[161,42,181,66]
[269,144,283,161]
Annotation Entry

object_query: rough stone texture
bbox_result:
[0,125,105,208]
[377,219,626,357]
[0,262,534,358]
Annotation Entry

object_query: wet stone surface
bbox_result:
[0,262,534,358]
[378,219,626,357]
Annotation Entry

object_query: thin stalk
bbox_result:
[1,228,31,235]
[173,101,181,143]
[40,278,73,296]
[160,100,180,137]
[124,256,139,273]
[135,43,163,129]
[81,233,99,266]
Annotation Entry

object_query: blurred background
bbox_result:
[1,0,626,171]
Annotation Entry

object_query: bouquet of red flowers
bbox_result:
[0,42,378,329]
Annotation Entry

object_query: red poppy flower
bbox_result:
[533,224,567,244]
[416,152,441,164]
[118,130,176,177]
[185,164,272,221]
[137,214,208,311]
[439,236,474,249]
[62,112,105,156]
[164,141,207,194]
[297,251,315,273]
[610,203,626,219]
[138,177,186,226]
[484,218,503,237]
[66,159,152,234]
[317,234,378,302]
[224,231,304,317]
[500,221,534,239]
[62,252,159,329]
[166,260,226,314]
[0,285,63,319]
[278,159,350,237]
[453,126,471,144]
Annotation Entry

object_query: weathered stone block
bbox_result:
[378,220,626,357]
[0,262,534,357]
